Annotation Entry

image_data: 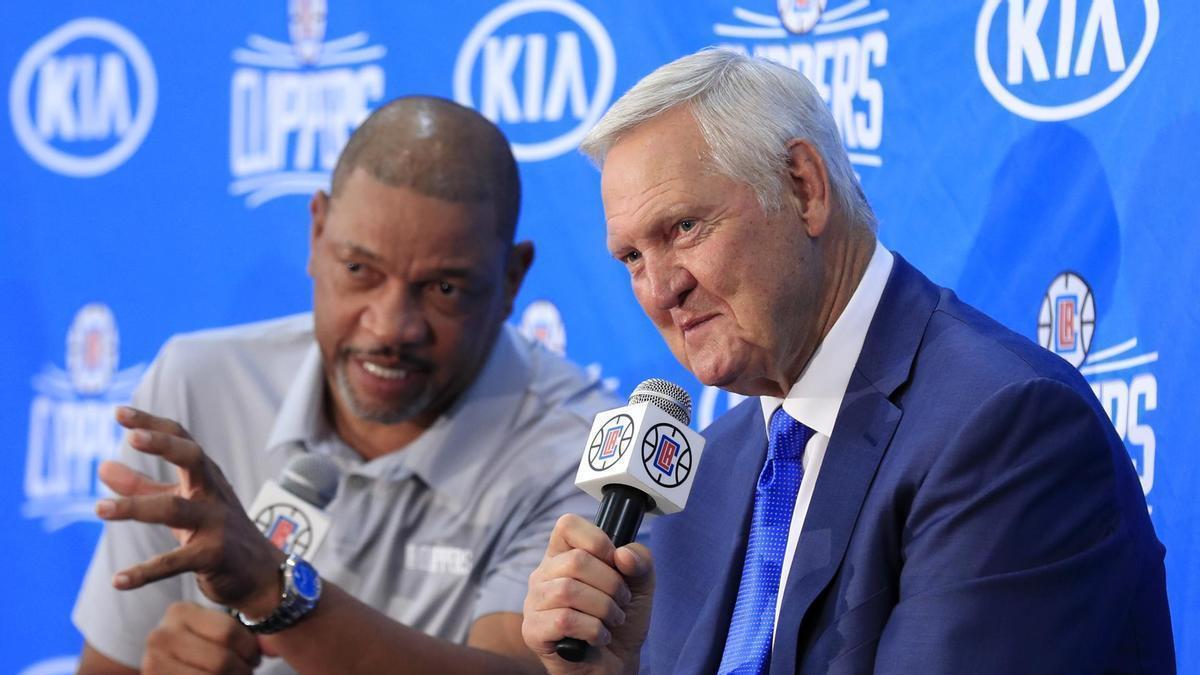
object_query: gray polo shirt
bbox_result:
[73,314,617,671]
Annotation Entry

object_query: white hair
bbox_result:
[580,48,875,229]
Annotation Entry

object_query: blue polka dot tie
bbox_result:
[719,407,812,674]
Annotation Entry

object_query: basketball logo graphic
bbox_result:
[1038,272,1096,368]
[254,503,314,556]
[778,0,827,34]
[641,423,693,488]
[588,414,635,471]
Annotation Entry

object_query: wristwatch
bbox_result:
[236,553,322,634]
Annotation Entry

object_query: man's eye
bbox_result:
[678,219,697,233]
[433,281,457,296]
[622,250,642,264]
[345,262,364,274]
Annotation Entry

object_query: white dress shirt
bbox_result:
[759,241,894,634]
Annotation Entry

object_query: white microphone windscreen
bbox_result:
[629,378,692,426]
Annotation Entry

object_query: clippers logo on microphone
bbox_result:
[254,503,315,556]
[588,414,634,471]
[641,424,693,488]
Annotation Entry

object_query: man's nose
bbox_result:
[644,257,696,312]
[362,284,430,346]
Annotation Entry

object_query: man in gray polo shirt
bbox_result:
[74,97,616,674]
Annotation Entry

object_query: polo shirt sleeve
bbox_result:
[471,466,597,622]
[71,344,191,668]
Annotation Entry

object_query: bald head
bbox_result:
[331,96,521,242]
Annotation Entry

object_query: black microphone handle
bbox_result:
[555,485,653,663]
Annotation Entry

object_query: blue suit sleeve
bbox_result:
[872,377,1161,674]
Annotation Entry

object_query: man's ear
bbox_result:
[308,190,330,276]
[503,241,535,315]
[785,139,832,238]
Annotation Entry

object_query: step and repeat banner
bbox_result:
[4,1,1195,672]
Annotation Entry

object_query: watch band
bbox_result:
[236,553,322,634]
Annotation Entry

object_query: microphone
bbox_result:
[245,453,341,558]
[555,378,707,662]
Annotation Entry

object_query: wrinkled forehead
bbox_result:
[601,112,712,201]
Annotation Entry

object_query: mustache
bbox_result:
[340,345,435,371]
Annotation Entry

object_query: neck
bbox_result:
[326,390,438,461]
[770,224,876,397]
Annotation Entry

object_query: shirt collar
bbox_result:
[760,241,894,437]
[265,323,533,504]
[265,339,331,454]
[391,324,532,501]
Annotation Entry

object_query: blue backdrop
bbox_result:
[4,1,1195,672]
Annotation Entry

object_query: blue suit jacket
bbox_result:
[644,254,1174,674]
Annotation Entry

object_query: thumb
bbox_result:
[614,543,655,596]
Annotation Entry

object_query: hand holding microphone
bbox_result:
[523,379,706,672]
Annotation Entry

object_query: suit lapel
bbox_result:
[672,399,767,674]
[770,254,939,674]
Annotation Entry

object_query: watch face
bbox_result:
[289,558,321,600]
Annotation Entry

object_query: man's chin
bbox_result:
[347,398,428,425]
[337,371,433,425]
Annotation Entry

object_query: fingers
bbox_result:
[117,406,194,441]
[169,603,261,668]
[112,546,210,590]
[125,425,205,473]
[545,514,617,562]
[530,607,615,652]
[96,492,203,529]
[613,543,655,592]
[144,603,259,675]
[537,547,632,609]
[98,460,174,497]
[523,516,638,655]
[531,574,627,629]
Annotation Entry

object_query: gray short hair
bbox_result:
[580,48,875,229]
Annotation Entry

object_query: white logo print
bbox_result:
[454,0,616,162]
[976,0,1159,121]
[24,304,145,531]
[714,1,889,171]
[519,300,567,355]
[228,4,386,207]
[9,18,157,177]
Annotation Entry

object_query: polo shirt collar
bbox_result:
[264,340,331,455]
[390,324,532,501]
[760,240,894,436]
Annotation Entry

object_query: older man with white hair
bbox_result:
[522,48,1174,674]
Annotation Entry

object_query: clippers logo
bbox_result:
[714,1,889,171]
[24,304,146,531]
[454,0,616,162]
[229,3,386,207]
[267,515,300,549]
[9,18,157,177]
[778,0,827,34]
[976,0,1159,121]
[652,435,680,475]
[588,414,634,471]
[519,299,567,355]
[254,503,313,555]
[1057,296,1077,350]
[641,424,694,488]
[1037,272,1159,506]
[1038,271,1094,367]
